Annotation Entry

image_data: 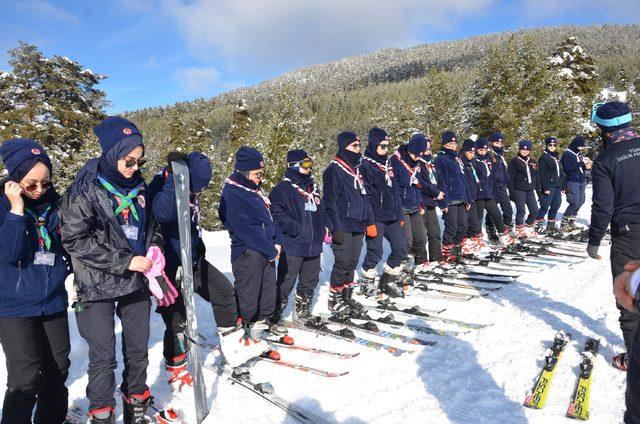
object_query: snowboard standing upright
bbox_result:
[172,159,209,423]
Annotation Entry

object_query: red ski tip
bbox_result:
[280,335,295,345]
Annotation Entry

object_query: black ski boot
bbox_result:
[487,226,499,244]
[379,273,404,298]
[546,219,558,236]
[358,268,378,297]
[328,286,351,315]
[342,285,365,317]
[534,219,545,234]
[294,292,313,320]
[560,215,577,233]
[266,300,288,336]
[89,407,116,424]
[123,389,152,424]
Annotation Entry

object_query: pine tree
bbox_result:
[228,98,251,156]
[549,36,598,112]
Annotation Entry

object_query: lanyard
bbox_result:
[332,157,366,194]
[224,177,271,208]
[98,176,140,222]
[283,177,320,203]
[363,156,393,186]
[518,156,532,184]
[24,205,52,252]
[545,151,561,178]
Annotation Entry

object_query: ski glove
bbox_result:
[586,244,601,260]
[366,224,378,239]
[144,246,179,307]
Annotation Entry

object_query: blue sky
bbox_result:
[1,0,638,113]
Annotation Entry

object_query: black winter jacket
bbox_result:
[537,150,563,192]
[507,155,538,192]
[60,159,162,302]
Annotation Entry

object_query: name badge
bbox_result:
[305,199,317,212]
[122,225,139,240]
[387,178,393,187]
[34,251,56,266]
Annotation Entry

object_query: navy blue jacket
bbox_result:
[538,150,563,192]
[361,153,403,222]
[269,169,328,258]
[561,148,586,184]
[462,157,479,202]
[219,172,284,262]
[589,133,640,245]
[322,152,373,233]
[0,187,69,317]
[474,154,495,200]
[390,145,430,213]
[148,170,202,270]
[490,149,509,189]
[434,148,469,207]
[418,155,440,208]
[508,155,538,192]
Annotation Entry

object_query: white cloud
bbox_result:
[162,0,495,71]
[173,66,242,93]
[22,0,81,25]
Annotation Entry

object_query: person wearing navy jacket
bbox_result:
[435,131,470,258]
[561,135,591,231]
[269,149,329,320]
[323,131,372,316]
[461,139,480,240]
[486,131,513,240]
[391,133,433,272]
[473,138,507,242]
[0,139,70,424]
[219,147,285,340]
[360,128,407,298]
[535,137,564,234]
[61,117,172,423]
[507,140,539,233]
[419,139,445,262]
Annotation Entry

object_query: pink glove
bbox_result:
[323,234,333,244]
[144,246,179,307]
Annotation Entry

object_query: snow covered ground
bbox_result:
[0,185,628,423]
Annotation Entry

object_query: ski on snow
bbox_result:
[566,338,600,420]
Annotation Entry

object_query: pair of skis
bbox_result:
[523,331,600,420]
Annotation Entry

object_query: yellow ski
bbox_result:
[566,338,600,420]
[524,330,571,409]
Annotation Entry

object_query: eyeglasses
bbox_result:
[378,143,390,150]
[123,157,147,169]
[21,180,53,192]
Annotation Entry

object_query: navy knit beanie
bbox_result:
[0,138,52,182]
[592,101,632,132]
[286,149,309,164]
[544,136,558,146]
[94,116,143,155]
[441,131,457,145]
[337,131,359,150]
[489,132,504,143]
[367,127,388,151]
[518,140,532,151]
[187,152,212,193]
[569,135,586,150]
[407,133,428,155]
[460,139,476,153]
[235,146,264,171]
[475,137,489,150]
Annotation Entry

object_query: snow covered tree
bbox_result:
[227,98,251,156]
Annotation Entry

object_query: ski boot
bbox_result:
[358,268,379,297]
[122,389,152,424]
[560,215,577,233]
[265,317,288,337]
[342,283,365,317]
[440,244,457,263]
[379,265,405,298]
[165,354,193,391]
[487,226,499,244]
[328,284,351,316]
[294,292,313,320]
[612,352,629,371]
[155,409,182,424]
[218,321,270,368]
[534,219,545,234]
[546,219,558,236]
[89,407,116,424]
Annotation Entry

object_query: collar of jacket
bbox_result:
[544,148,559,158]
[364,149,388,165]
[231,170,261,190]
[284,167,313,187]
[439,147,459,159]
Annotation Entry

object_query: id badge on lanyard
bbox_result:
[305,198,318,212]
[122,222,139,240]
[34,251,55,266]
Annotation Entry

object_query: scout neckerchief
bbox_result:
[517,156,532,184]
[565,148,585,175]
[224,177,271,208]
[332,156,367,194]
[465,160,479,184]
[394,149,422,186]
[283,177,320,203]
[98,176,140,224]
[24,205,52,252]
[419,157,437,185]
[544,150,561,178]
[475,156,492,179]
[363,155,393,187]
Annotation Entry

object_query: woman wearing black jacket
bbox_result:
[61,117,173,424]
[507,140,540,235]
[535,137,563,234]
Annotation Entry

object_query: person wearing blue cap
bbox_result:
[391,132,437,272]
[473,138,508,244]
[507,140,539,234]
[535,136,564,234]
[486,131,513,239]
[587,101,640,376]
[219,146,285,349]
[323,131,372,316]
[435,131,471,259]
[60,116,174,423]
[269,149,330,320]
[560,135,591,231]
[418,138,445,262]
[0,139,71,424]
[359,128,407,298]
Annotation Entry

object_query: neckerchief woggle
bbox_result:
[24,205,52,251]
[363,156,393,187]
[332,156,367,194]
[98,176,140,222]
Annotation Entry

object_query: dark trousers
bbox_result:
[422,207,442,261]
[330,231,364,288]
[276,253,321,305]
[467,202,481,237]
[443,203,468,246]
[487,185,513,228]
[0,312,70,424]
[76,290,150,411]
[475,199,505,233]
[564,181,586,217]
[232,248,276,323]
[159,256,238,362]
[363,220,407,270]
[536,187,563,221]
[403,211,428,264]
[512,190,539,226]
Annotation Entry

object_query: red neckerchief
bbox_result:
[363,155,393,186]
[283,177,320,204]
[394,150,421,175]
[224,177,271,208]
[332,156,366,194]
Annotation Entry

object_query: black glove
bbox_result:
[586,244,600,259]
[167,151,189,173]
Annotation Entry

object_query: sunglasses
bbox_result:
[289,158,314,170]
[548,143,558,147]
[123,157,147,169]
[21,180,53,192]
[378,143,390,150]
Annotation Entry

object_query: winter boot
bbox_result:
[546,219,557,236]
[165,354,193,391]
[89,407,116,424]
[328,285,351,316]
[379,265,405,298]
[218,322,270,368]
[294,292,313,320]
[534,219,545,234]
[122,389,152,424]
[342,284,365,317]
[358,268,379,297]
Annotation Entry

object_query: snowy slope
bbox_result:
[0,185,627,423]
